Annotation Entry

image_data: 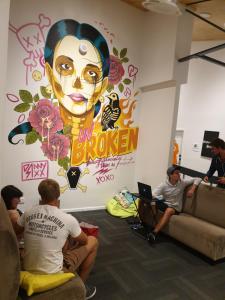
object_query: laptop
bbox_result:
[132,182,153,203]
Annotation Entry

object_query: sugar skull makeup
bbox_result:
[49,36,107,116]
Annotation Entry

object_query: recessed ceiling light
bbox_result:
[142,0,182,16]
[199,12,211,18]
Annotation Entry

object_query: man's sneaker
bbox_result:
[85,284,96,299]
[147,231,156,244]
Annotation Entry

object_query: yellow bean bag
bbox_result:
[106,198,139,218]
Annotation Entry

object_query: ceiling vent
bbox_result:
[142,0,182,16]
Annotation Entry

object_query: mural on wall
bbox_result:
[22,160,48,181]
[9,14,51,85]
[8,18,139,192]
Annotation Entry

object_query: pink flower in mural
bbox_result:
[28,99,63,137]
[41,133,70,161]
[108,55,125,85]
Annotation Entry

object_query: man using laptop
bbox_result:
[147,165,201,243]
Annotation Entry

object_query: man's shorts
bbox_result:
[156,201,179,214]
[63,244,89,273]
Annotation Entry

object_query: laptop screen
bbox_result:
[137,182,152,201]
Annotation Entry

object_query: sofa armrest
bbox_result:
[0,200,20,300]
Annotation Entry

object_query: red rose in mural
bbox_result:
[41,133,70,161]
[28,99,63,137]
[108,55,125,85]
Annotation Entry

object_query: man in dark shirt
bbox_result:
[204,138,225,188]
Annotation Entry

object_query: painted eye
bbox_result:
[88,71,97,77]
[60,63,72,70]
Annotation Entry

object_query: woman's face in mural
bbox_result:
[48,36,108,116]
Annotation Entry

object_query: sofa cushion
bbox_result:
[20,271,75,296]
[183,184,225,228]
[163,213,225,261]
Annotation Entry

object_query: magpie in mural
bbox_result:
[101,92,121,131]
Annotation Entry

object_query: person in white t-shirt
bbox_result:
[16,179,97,300]
[147,165,201,244]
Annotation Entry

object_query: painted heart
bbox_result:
[128,64,138,77]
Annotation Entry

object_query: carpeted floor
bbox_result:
[71,209,225,300]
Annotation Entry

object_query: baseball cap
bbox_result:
[167,165,181,176]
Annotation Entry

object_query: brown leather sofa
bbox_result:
[141,184,225,261]
[163,184,225,261]
[0,199,86,300]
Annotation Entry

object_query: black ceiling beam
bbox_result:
[178,6,225,67]
[186,8,225,34]
[186,0,212,6]
[178,42,225,62]
[198,55,225,67]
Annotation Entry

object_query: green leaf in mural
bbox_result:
[25,130,38,145]
[33,93,40,102]
[121,57,129,63]
[40,86,51,98]
[113,47,119,57]
[14,103,31,113]
[120,48,127,59]
[123,78,131,85]
[106,84,114,93]
[58,157,70,171]
[118,83,124,93]
[19,90,33,103]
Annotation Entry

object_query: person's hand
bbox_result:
[217,177,225,184]
[186,187,195,198]
[203,176,209,183]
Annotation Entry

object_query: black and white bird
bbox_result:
[101,92,121,131]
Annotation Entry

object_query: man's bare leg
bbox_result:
[79,236,98,282]
[147,207,176,243]
[153,207,176,234]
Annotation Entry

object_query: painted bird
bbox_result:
[101,92,121,131]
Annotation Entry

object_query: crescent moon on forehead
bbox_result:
[79,44,87,55]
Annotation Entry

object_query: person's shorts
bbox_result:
[156,201,179,215]
[63,244,89,273]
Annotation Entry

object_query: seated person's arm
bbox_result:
[67,216,88,246]
[204,159,216,182]
[186,178,201,197]
[152,183,164,200]
[72,231,88,246]
[14,221,24,235]
[8,210,20,230]
[15,212,25,235]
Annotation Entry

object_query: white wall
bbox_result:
[177,40,225,173]
[0,0,10,187]
[135,86,178,189]
[134,9,193,188]
[140,13,177,87]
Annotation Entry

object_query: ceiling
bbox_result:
[121,0,225,41]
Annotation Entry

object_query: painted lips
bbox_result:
[68,93,87,102]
